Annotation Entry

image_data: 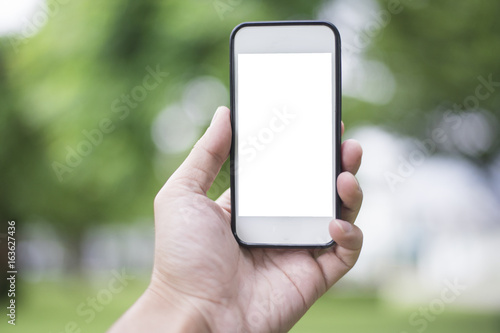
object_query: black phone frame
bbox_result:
[229,20,342,248]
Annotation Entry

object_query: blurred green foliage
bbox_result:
[367,0,500,157]
[1,0,499,263]
[0,0,324,254]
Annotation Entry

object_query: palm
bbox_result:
[150,107,362,333]
[154,186,357,332]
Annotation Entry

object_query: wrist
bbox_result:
[109,284,211,333]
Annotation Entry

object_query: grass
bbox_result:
[291,293,500,333]
[2,279,499,332]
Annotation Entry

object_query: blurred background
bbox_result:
[1,0,499,332]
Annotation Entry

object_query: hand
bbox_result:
[109,106,363,333]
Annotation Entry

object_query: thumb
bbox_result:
[166,106,231,194]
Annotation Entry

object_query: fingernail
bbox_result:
[355,176,361,192]
[335,219,352,233]
[210,106,224,126]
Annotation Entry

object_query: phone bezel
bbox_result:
[229,21,342,248]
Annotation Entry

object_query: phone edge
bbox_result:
[229,20,342,249]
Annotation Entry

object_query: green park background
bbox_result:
[1,0,500,332]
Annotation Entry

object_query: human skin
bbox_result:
[109,106,363,333]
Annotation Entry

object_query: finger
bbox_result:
[337,171,363,223]
[341,121,344,136]
[316,219,363,287]
[166,106,232,194]
[215,188,231,213]
[341,139,362,175]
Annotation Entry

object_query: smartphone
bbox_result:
[230,21,341,247]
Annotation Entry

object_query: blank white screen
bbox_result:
[237,53,333,217]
